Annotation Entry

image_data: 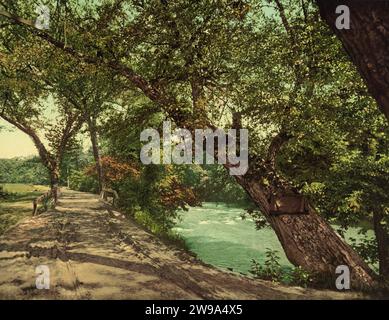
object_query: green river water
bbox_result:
[173,202,374,274]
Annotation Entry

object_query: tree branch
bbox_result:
[274,0,296,46]
[266,131,293,168]
[0,111,55,170]
[0,9,179,114]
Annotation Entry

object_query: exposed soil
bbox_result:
[0,190,367,300]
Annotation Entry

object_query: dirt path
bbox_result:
[0,190,366,299]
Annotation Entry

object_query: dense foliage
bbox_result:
[0,157,49,185]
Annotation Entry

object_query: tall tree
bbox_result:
[42,65,122,194]
[316,0,389,279]
[0,94,83,202]
[0,54,83,201]
[316,0,389,123]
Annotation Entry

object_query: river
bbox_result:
[173,202,375,274]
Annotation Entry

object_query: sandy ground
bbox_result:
[0,189,367,300]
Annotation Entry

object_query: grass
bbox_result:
[1,183,48,194]
[127,209,192,252]
[0,183,49,235]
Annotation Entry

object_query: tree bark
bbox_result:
[373,210,389,279]
[49,167,59,204]
[190,77,375,287]
[316,0,389,123]
[87,115,104,193]
[266,131,292,169]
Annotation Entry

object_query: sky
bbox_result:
[0,96,90,159]
[0,96,56,159]
[0,120,39,158]
[0,118,91,159]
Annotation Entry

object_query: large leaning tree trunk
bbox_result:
[316,0,389,123]
[0,10,377,289]
[231,159,375,288]
[87,114,104,193]
[316,0,389,282]
[192,81,376,288]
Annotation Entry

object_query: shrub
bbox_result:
[69,170,99,193]
[250,249,283,282]
[251,248,313,287]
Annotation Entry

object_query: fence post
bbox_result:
[32,199,38,216]
[32,189,58,216]
[100,188,119,207]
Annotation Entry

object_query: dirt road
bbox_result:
[0,190,365,299]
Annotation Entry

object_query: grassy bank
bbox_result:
[0,183,48,235]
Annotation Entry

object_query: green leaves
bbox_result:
[251,248,313,286]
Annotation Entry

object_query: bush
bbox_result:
[250,249,283,282]
[251,248,313,287]
[69,170,99,193]
[132,208,189,250]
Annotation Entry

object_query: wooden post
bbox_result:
[100,188,119,207]
[32,189,59,216]
[32,199,38,216]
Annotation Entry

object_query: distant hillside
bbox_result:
[0,157,50,185]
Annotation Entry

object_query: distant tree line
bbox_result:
[0,157,50,185]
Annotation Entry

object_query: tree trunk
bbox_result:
[49,167,59,204]
[316,0,389,123]
[373,211,389,279]
[0,113,61,203]
[87,116,104,193]
[231,159,376,289]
